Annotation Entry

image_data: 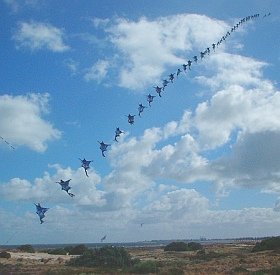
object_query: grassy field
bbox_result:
[1,242,280,274]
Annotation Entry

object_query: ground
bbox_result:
[1,242,280,274]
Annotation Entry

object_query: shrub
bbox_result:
[48,248,67,255]
[167,267,184,275]
[18,244,35,253]
[252,237,280,252]
[0,251,11,259]
[187,242,203,251]
[130,260,159,274]
[164,241,202,252]
[164,242,188,251]
[68,245,134,268]
[65,244,88,255]
[231,266,249,273]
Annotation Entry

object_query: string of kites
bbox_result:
[0,12,271,224]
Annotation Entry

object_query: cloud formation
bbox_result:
[0,93,61,152]
[85,14,228,90]
[84,60,110,83]
[4,0,40,13]
[13,21,69,52]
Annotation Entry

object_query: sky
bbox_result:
[0,0,280,245]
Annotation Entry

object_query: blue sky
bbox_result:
[1,0,280,245]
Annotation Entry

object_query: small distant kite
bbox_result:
[101,235,107,242]
[98,141,111,157]
[176,68,182,77]
[56,179,75,197]
[34,203,49,224]
[127,114,135,125]
[162,79,169,90]
[79,158,92,177]
[153,86,163,97]
[169,73,175,83]
[147,94,156,107]
[138,103,147,117]
[114,127,124,142]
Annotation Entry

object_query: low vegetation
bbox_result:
[130,260,158,273]
[0,251,11,259]
[252,236,280,252]
[164,241,203,252]
[65,244,88,255]
[68,245,135,268]
[17,244,35,253]
[47,248,68,255]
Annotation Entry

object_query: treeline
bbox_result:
[252,236,280,252]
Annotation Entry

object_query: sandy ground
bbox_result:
[7,251,75,261]
[1,243,280,274]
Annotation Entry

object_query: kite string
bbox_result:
[0,136,15,150]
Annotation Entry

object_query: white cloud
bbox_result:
[4,0,40,13]
[88,14,228,90]
[195,53,268,90]
[13,21,70,52]
[64,58,79,75]
[0,93,61,152]
[0,164,103,205]
[92,17,110,28]
[84,59,110,83]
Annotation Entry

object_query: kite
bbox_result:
[162,79,169,90]
[56,179,75,197]
[147,94,156,107]
[138,103,147,117]
[169,73,175,83]
[176,68,182,77]
[34,203,49,224]
[127,114,135,125]
[98,141,111,157]
[153,86,163,97]
[101,235,107,242]
[79,158,92,177]
[114,127,124,142]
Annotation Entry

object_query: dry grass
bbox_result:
[1,242,280,274]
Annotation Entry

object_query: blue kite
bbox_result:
[101,235,107,242]
[114,127,124,142]
[98,141,111,157]
[34,203,49,224]
[127,114,135,125]
[79,158,92,177]
[138,103,147,117]
[146,94,156,107]
[153,86,163,97]
[56,179,75,197]
[162,79,169,90]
